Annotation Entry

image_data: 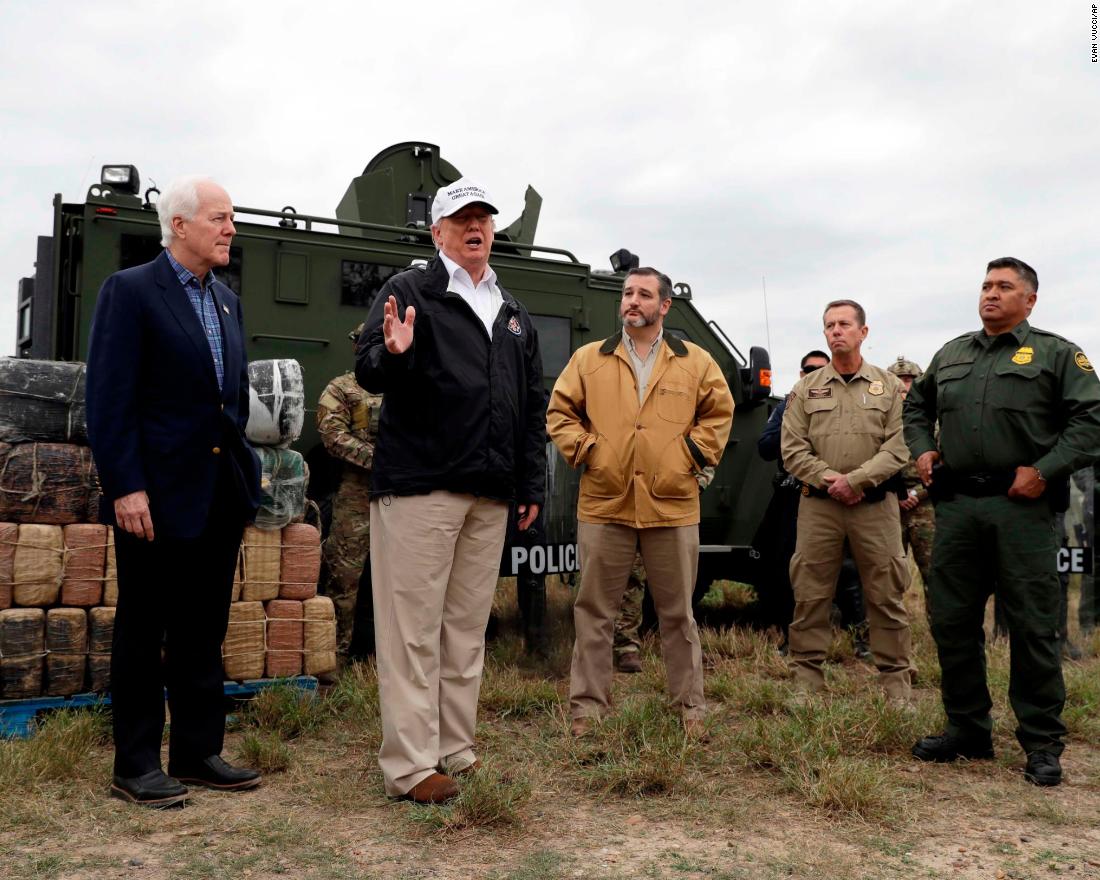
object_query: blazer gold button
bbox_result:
[212,446,221,454]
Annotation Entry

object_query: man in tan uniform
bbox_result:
[317,324,383,660]
[781,300,912,701]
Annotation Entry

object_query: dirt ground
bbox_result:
[2,576,1098,880]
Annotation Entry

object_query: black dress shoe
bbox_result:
[110,770,189,808]
[1024,751,1062,787]
[912,733,995,763]
[168,755,262,791]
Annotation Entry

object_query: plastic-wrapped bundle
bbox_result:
[0,359,87,444]
[88,606,115,692]
[303,596,337,676]
[61,524,107,606]
[0,608,44,698]
[280,524,320,600]
[246,359,304,447]
[265,599,303,677]
[13,524,64,607]
[222,601,265,682]
[0,522,15,610]
[46,607,87,696]
[241,526,281,601]
[0,442,99,524]
[255,447,307,530]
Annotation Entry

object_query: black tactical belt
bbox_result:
[801,481,893,503]
[954,471,1016,497]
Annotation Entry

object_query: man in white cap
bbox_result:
[356,178,546,803]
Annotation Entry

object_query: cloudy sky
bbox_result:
[1,1,1096,391]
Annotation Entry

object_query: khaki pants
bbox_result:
[789,495,912,699]
[370,491,508,796]
[571,522,704,721]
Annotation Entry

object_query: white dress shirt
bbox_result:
[438,250,503,336]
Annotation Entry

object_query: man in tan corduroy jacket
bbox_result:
[547,266,733,738]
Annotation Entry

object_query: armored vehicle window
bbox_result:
[118,233,243,295]
[529,314,571,379]
[341,260,401,308]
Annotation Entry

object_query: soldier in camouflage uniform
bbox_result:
[888,356,936,619]
[317,325,384,660]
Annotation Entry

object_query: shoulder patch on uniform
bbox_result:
[808,388,832,399]
[1075,351,1094,372]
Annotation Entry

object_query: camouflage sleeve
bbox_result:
[316,381,374,470]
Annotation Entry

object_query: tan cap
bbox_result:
[887,355,923,378]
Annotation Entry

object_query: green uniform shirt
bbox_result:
[904,320,1100,480]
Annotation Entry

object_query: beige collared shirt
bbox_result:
[622,328,664,404]
[438,250,503,335]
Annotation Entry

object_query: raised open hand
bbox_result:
[383,295,416,354]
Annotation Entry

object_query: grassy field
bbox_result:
[0,572,1098,880]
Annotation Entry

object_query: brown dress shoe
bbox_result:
[570,717,593,738]
[402,773,458,804]
[615,653,643,673]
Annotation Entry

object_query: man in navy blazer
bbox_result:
[86,176,262,808]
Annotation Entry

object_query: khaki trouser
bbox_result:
[370,491,508,796]
[571,522,704,721]
[789,494,912,699]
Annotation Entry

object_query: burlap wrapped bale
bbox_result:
[241,526,281,601]
[0,521,15,610]
[222,601,265,682]
[88,606,115,692]
[246,359,305,447]
[103,530,117,606]
[60,524,107,606]
[254,447,307,530]
[265,599,303,677]
[46,607,87,696]
[13,524,64,607]
[0,607,44,698]
[280,523,320,600]
[0,442,98,524]
[0,359,87,444]
[231,547,243,602]
[303,596,337,676]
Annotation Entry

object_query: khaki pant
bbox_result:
[370,491,508,796]
[571,522,704,721]
[789,495,912,699]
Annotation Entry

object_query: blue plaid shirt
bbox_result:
[165,249,225,391]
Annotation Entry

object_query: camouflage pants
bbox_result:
[902,503,935,619]
[613,552,646,658]
[322,469,371,656]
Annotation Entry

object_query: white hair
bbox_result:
[156,175,217,247]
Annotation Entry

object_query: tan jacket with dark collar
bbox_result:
[547,332,733,528]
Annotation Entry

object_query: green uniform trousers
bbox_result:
[930,494,1066,755]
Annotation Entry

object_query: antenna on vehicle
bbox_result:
[761,275,773,355]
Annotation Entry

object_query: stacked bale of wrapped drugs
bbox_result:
[246,360,308,530]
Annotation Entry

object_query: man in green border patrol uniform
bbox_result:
[317,324,384,661]
[905,257,1100,787]
[887,356,936,618]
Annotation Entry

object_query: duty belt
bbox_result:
[801,477,901,504]
[953,471,1016,497]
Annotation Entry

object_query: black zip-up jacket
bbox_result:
[356,256,546,505]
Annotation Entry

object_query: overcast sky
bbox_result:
[1,1,1096,391]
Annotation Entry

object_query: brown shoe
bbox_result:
[570,717,593,738]
[683,717,710,742]
[401,773,458,804]
[615,653,643,673]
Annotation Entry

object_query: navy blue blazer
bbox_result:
[86,251,261,539]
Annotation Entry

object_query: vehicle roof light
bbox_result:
[100,165,141,195]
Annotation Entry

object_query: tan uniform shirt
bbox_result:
[781,360,908,493]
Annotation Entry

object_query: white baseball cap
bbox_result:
[430,177,499,225]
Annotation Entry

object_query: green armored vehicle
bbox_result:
[14,141,776,597]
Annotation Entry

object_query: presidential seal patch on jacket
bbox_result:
[507,315,522,336]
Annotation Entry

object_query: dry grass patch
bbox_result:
[408,763,531,832]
